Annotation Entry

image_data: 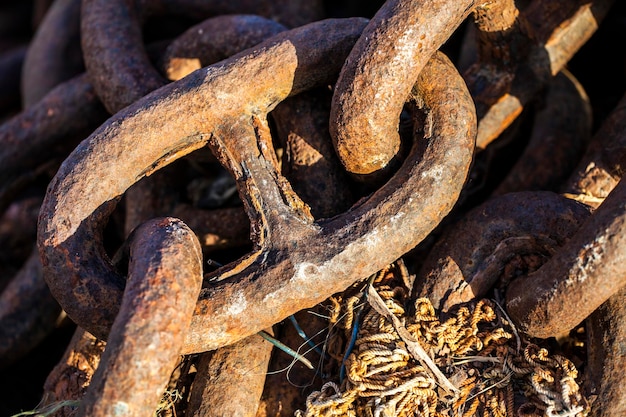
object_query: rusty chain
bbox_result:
[0,0,625,415]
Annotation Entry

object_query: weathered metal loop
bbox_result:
[561,90,626,207]
[585,287,626,416]
[330,0,474,178]
[38,20,476,354]
[81,0,323,114]
[41,328,105,416]
[506,174,626,338]
[77,217,203,417]
[0,194,62,371]
[185,333,273,416]
[413,191,590,312]
[125,14,287,240]
[467,0,614,149]
[160,14,286,82]
[21,0,83,107]
[0,249,61,369]
[493,69,592,195]
[0,74,108,213]
[552,88,626,416]
[505,85,626,341]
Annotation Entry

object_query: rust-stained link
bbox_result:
[77,217,203,417]
[37,21,476,354]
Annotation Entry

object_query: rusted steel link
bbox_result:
[123,164,183,237]
[81,0,323,114]
[166,19,352,414]
[585,287,626,416]
[38,21,476,354]
[413,191,590,312]
[330,0,475,177]
[0,249,61,368]
[41,329,105,417]
[160,14,286,82]
[264,90,357,414]
[77,217,203,417]
[21,0,83,107]
[125,14,286,237]
[0,74,108,212]
[185,333,273,416]
[506,176,626,338]
[272,89,356,218]
[555,89,626,415]
[469,0,614,150]
[259,90,358,414]
[0,45,25,116]
[493,70,591,195]
[472,0,524,66]
[562,90,626,208]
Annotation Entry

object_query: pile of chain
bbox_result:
[2,0,626,415]
[298,269,587,417]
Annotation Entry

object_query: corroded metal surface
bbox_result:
[0,1,623,414]
[81,0,323,114]
[468,0,614,149]
[506,176,626,338]
[493,70,591,194]
[37,26,475,353]
[77,217,202,417]
[0,249,60,369]
[0,74,108,211]
[330,0,475,177]
[160,14,286,81]
[21,0,83,106]
[186,333,272,417]
[413,191,590,311]
[41,328,106,417]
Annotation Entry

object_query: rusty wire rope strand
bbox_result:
[80,0,324,114]
[37,24,476,353]
[330,0,475,177]
[298,283,587,416]
[21,0,83,107]
[77,217,203,417]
